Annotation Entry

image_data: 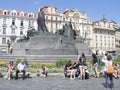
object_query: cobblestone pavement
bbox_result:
[0,76,120,90]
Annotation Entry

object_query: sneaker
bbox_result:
[8,78,11,80]
[70,78,73,80]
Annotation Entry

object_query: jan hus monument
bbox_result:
[12,10,91,55]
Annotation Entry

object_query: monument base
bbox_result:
[13,36,78,55]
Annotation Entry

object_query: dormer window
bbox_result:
[3,10,8,15]
[28,13,34,17]
[20,12,24,17]
[11,10,17,16]
[4,12,7,15]
[12,12,16,16]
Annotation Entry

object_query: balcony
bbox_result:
[94,26,115,31]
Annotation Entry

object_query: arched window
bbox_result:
[11,10,17,16]
[3,10,8,15]
[28,13,34,17]
[73,13,79,22]
[20,12,24,17]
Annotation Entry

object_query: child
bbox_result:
[40,66,48,77]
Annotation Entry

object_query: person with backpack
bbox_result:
[102,54,114,90]
[92,53,99,78]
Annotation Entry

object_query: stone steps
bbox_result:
[0,54,93,63]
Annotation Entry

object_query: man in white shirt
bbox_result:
[15,60,26,80]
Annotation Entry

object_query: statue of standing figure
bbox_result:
[37,10,48,34]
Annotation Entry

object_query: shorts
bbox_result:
[79,65,87,69]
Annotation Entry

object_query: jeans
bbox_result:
[104,71,114,89]
[16,70,26,79]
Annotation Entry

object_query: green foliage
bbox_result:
[48,67,63,73]
[99,60,105,66]
[30,62,38,68]
[26,67,38,73]
[55,59,70,68]
[114,56,120,65]
[39,63,56,68]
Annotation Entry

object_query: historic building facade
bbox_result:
[92,18,119,54]
[0,9,37,53]
[0,5,119,54]
[115,27,120,53]
[41,5,93,48]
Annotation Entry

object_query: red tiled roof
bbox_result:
[0,9,3,15]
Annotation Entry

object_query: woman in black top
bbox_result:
[78,53,87,80]
[92,53,99,78]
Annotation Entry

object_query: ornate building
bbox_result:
[41,5,93,48]
[115,27,120,53]
[0,5,119,54]
[92,18,118,54]
[0,9,37,53]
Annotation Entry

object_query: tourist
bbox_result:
[64,60,76,80]
[113,63,119,79]
[78,53,87,80]
[102,54,114,90]
[40,66,48,77]
[5,61,15,80]
[15,60,26,80]
[92,53,99,78]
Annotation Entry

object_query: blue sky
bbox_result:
[0,0,120,25]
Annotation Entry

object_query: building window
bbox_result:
[51,23,53,29]
[2,28,6,34]
[100,36,102,41]
[51,17,53,20]
[104,43,106,49]
[96,43,98,48]
[2,38,6,44]
[104,36,106,42]
[20,12,24,16]
[12,19,15,25]
[101,43,102,49]
[11,28,15,34]
[108,36,110,42]
[63,18,65,21]
[95,35,98,41]
[56,17,57,21]
[20,29,23,35]
[20,20,24,26]
[3,18,6,24]
[28,20,34,27]
[12,12,16,16]
[4,11,7,15]
[108,43,110,49]
[29,14,33,17]
[56,23,58,29]
[46,16,48,20]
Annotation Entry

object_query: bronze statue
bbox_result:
[37,11,48,34]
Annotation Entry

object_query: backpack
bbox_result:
[107,62,115,74]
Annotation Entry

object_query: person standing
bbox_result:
[92,53,99,78]
[15,60,26,80]
[78,53,87,80]
[102,54,114,90]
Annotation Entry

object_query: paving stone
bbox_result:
[0,76,120,90]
